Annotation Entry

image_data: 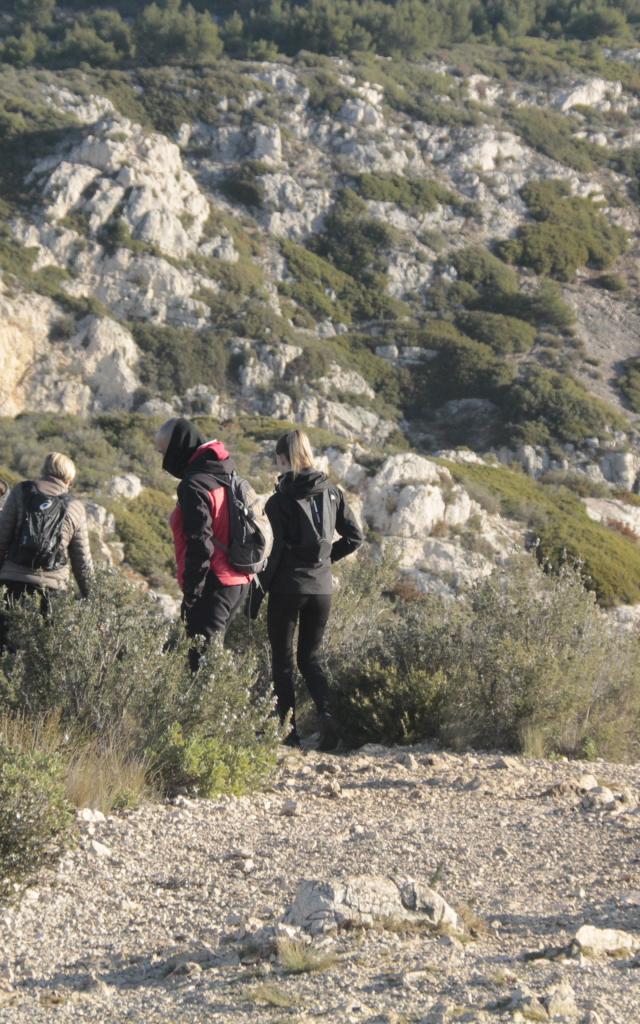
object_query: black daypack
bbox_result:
[10,482,71,571]
[208,471,273,574]
[287,488,338,566]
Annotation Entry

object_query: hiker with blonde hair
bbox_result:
[252,429,363,749]
[0,452,93,643]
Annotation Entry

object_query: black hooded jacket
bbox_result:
[259,469,364,596]
[163,420,243,603]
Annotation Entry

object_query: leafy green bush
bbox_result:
[498,179,627,281]
[436,559,640,757]
[314,189,395,289]
[0,744,73,900]
[456,310,536,354]
[280,238,404,323]
[618,356,640,413]
[355,173,457,213]
[474,280,576,330]
[509,106,597,172]
[132,323,229,400]
[110,488,176,588]
[329,554,640,759]
[0,571,279,796]
[451,245,518,295]
[444,460,640,607]
[504,364,627,445]
[424,334,512,404]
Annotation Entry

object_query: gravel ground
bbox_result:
[0,744,639,1024]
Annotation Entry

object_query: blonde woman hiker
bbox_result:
[0,452,93,644]
[251,429,364,750]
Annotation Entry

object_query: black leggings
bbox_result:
[267,593,332,723]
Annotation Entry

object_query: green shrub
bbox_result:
[456,310,536,354]
[596,272,626,292]
[510,106,597,172]
[149,648,277,797]
[220,161,269,209]
[280,238,403,323]
[314,188,395,288]
[504,364,627,445]
[0,571,279,797]
[451,245,518,294]
[618,356,640,412]
[0,744,73,900]
[132,324,229,400]
[474,280,576,330]
[424,334,512,404]
[355,173,457,213]
[499,179,628,281]
[110,488,176,587]
[328,553,640,760]
[444,460,640,607]
[436,559,640,757]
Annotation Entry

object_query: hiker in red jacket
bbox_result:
[156,418,252,667]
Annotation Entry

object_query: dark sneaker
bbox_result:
[318,712,339,752]
[283,727,301,748]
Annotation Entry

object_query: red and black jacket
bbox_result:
[162,421,251,604]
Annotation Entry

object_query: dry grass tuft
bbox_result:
[277,938,337,974]
[247,982,298,1008]
[0,712,151,814]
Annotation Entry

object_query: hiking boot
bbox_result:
[318,712,339,752]
[283,727,301,748]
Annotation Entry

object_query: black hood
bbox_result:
[162,419,206,479]
[277,469,330,498]
[187,443,235,479]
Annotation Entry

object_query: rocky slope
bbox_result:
[1,743,638,1023]
[4,50,640,599]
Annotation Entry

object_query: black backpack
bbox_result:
[9,482,72,572]
[286,487,338,566]
[207,471,273,574]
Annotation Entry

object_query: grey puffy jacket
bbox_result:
[0,477,93,596]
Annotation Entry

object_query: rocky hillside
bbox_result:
[1,742,639,1023]
[4,44,640,602]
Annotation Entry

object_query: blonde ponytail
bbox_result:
[275,429,314,473]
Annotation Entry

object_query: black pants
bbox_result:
[183,572,249,671]
[267,593,332,724]
[0,581,52,651]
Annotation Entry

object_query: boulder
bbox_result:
[573,924,640,957]
[107,475,143,500]
[284,875,459,936]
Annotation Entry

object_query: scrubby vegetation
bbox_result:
[332,556,640,760]
[443,458,640,606]
[3,0,640,71]
[355,173,459,214]
[498,180,628,281]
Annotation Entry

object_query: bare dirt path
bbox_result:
[0,745,639,1024]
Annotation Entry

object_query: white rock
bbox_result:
[89,839,112,858]
[574,924,640,956]
[107,474,143,500]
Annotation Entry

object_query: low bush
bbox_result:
[451,245,518,295]
[443,459,640,606]
[331,556,640,760]
[498,179,628,281]
[473,280,576,330]
[110,488,176,588]
[132,323,229,400]
[509,106,598,172]
[0,743,73,900]
[0,571,279,799]
[456,310,536,354]
[618,356,640,413]
[355,173,457,214]
[503,364,627,446]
